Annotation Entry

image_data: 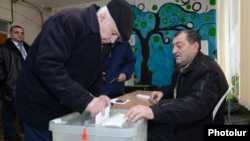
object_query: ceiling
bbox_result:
[22,0,101,8]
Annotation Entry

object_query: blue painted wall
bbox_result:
[130,0,216,86]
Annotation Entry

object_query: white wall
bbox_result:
[0,0,42,45]
[0,0,12,21]
[239,0,250,110]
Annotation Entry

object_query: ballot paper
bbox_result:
[94,107,128,127]
[101,113,128,128]
[136,94,150,99]
[95,106,110,125]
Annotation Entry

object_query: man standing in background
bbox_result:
[0,25,29,141]
[104,41,136,98]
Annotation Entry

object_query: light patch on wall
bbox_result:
[129,34,135,46]
[201,40,208,55]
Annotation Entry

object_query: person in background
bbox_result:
[0,25,29,141]
[104,41,136,99]
[125,29,229,141]
[14,0,133,141]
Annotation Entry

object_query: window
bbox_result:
[228,0,239,98]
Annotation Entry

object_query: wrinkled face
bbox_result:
[99,13,120,44]
[172,32,198,67]
[9,27,24,43]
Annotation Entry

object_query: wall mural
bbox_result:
[130,0,216,86]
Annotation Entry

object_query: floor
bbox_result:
[0,101,250,140]
[225,101,250,125]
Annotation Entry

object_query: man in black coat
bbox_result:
[0,25,29,141]
[14,0,134,141]
[125,29,229,141]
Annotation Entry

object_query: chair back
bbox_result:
[212,85,232,120]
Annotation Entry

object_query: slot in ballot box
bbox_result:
[49,109,147,141]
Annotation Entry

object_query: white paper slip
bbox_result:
[95,106,110,125]
[101,113,128,127]
[136,94,150,99]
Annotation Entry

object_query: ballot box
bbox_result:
[49,109,147,141]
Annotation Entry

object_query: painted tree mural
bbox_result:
[131,1,216,86]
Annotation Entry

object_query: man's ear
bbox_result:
[98,13,106,22]
[193,42,199,50]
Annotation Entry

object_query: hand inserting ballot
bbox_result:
[85,95,111,117]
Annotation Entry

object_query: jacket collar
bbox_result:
[89,4,100,34]
[177,52,204,74]
[5,38,29,51]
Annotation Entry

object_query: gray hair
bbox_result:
[97,6,113,21]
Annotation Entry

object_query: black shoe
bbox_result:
[4,134,22,141]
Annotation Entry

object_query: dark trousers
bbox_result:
[22,122,52,141]
[147,120,174,141]
[1,100,19,138]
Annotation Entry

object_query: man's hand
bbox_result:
[125,105,154,123]
[85,97,106,117]
[117,73,126,82]
[99,95,111,107]
[150,91,163,104]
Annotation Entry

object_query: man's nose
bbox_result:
[172,47,177,54]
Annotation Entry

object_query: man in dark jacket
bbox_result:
[14,0,134,141]
[104,41,136,98]
[125,29,229,141]
[0,25,29,141]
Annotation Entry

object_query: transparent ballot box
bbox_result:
[49,109,147,141]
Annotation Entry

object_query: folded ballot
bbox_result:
[95,106,110,125]
[100,113,128,128]
[89,107,128,128]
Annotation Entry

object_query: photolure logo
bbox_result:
[208,128,247,136]
[204,125,250,140]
